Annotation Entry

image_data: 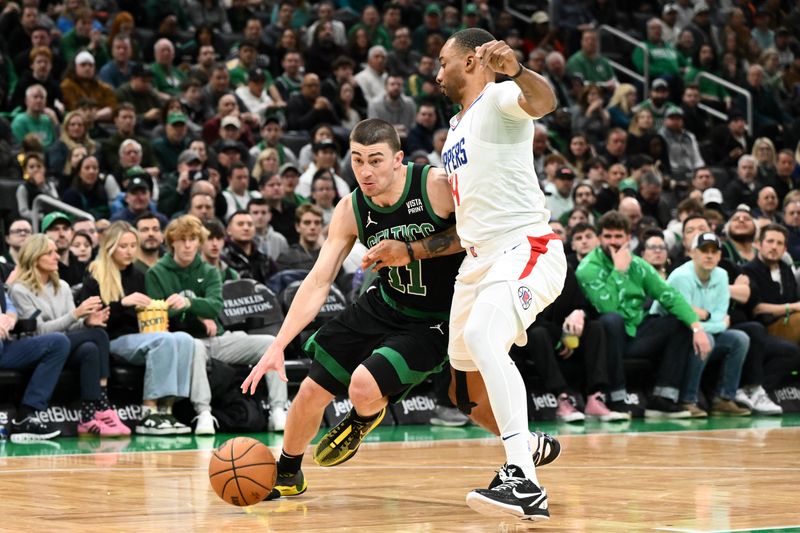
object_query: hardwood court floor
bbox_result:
[1,416,799,533]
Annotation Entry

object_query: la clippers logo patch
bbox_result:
[518,286,532,310]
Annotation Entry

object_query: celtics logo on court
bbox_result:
[518,286,532,310]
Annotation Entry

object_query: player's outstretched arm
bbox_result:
[242,197,358,392]
[475,40,557,119]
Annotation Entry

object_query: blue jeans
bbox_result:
[680,329,749,404]
[110,332,193,401]
[0,333,71,411]
[65,329,110,401]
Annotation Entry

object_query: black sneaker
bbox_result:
[644,396,691,419]
[487,431,561,489]
[264,468,308,500]
[160,414,191,435]
[135,413,176,435]
[466,465,549,521]
[608,400,645,419]
[10,415,60,443]
[313,407,386,467]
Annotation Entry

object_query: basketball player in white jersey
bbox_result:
[364,28,565,520]
[437,28,565,520]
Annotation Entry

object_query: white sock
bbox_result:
[141,405,154,418]
[462,283,538,484]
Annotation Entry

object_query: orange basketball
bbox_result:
[209,437,277,506]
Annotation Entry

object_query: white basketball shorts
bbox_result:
[448,225,567,372]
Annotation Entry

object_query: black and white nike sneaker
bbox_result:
[10,415,61,443]
[466,464,549,521]
[487,431,561,489]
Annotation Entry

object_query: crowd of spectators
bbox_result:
[1,0,800,440]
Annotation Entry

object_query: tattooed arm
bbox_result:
[360,226,463,271]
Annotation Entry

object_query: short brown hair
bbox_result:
[164,215,209,249]
[759,223,788,244]
[294,203,324,224]
[350,119,401,153]
[597,210,630,234]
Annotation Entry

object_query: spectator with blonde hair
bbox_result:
[751,137,777,184]
[607,83,638,129]
[10,234,128,437]
[79,221,204,434]
[252,147,281,182]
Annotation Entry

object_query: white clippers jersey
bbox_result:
[441,82,550,248]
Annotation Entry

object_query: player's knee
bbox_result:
[295,378,333,409]
[348,368,382,409]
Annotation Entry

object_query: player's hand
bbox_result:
[242,342,287,394]
[474,40,519,77]
[361,239,411,272]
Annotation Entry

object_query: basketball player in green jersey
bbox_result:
[242,119,559,499]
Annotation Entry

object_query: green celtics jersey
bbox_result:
[352,163,463,317]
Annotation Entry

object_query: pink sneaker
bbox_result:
[585,392,631,422]
[556,393,585,423]
[95,409,132,436]
[78,418,123,437]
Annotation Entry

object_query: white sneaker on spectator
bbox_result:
[735,388,755,410]
[194,410,218,435]
[749,386,782,415]
[556,393,584,423]
[268,403,288,432]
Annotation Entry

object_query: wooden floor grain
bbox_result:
[1,426,798,532]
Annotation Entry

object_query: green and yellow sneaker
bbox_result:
[264,468,307,500]
[313,407,386,467]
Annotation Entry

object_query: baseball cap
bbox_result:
[693,2,710,15]
[125,165,149,179]
[554,167,576,180]
[248,67,267,82]
[662,3,678,15]
[619,178,638,192]
[220,139,246,154]
[313,139,338,152]
[734,204,752,215]
[693,232,721,251]
[279,162,301,176]
[178,149,202,165]
[531,11,549,24]
[262,115,282,127]
[425,4,441,15]
[167,111,188,125]
[666,105,684,117]
[127,175,152,193]
[464,3,479,15]
[130,63,153,78]
[42,211,72,232]
[221,115,241,129]
[651,78,669,90]
[702,187,723,206]
[75,51,95,65]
